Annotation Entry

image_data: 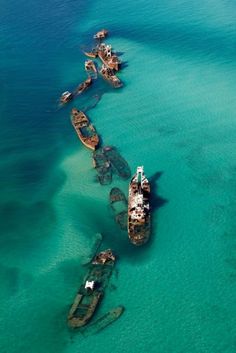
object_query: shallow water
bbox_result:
[1,0,236,352]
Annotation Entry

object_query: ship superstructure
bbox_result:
[128,166,150,245]
[97,43,121,71]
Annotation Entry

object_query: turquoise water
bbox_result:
[1,0,236,352]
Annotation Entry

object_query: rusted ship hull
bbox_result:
[59,91,73,106]
[75,76,92,95]
[93,29,108,40]
[68,249,115,328]
[85,60,97,74]
[101,75,122,88]
[59,77,92,108]
[99,66,122,88]
[68,292,103,328]
[128,217,151,246]
[97,43,120,71]
[71,108,99,151]
[84,51,98,58]
[128,166,151,246]
[98,52,119,71]
[76,129,98,150]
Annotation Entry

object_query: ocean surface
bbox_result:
[1,0,236,352]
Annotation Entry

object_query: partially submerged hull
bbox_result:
[97,43,120,71]
[68,249,115,328]
[59,77,92,108]
[85,60,97,74]
[128,166,151,245]
[110,188,127,230]
[81,306,124,337]
[103,146,131,179]
[99,65,122,88]
[92,148,112,185]
[74,76,92,95]
[93,29,108,40]
[60,91,73,104]
[71,108,99,151]
[68,292,102,328]
[98,52,120,71]
[84,50,98,58]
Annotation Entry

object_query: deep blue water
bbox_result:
[1,1,236,352]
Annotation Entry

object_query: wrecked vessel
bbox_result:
[99,65,122,88]
[93,29,108,40]
[85,60,97,74]
[71,108,99,151]
[83,49,98,58]
[92,148,112,185]
[60,91,73,104]
[68,249,116,328]
[81,306,124,337]
[103,146,131,179]
[75,76,92,95]
[97,43,120,71]
[110,188,128,230]
[128,166,151,245]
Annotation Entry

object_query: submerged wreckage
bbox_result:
[93,148,112,185]
[103,146,131,179]
[81,306,124,337]
[68,249,115,328]
[74,76,92,95]
[93,29,108,40]
[92,146,130,184]
[59,77,92,105]
[110,188,128,230]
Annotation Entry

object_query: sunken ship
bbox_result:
[110,188,127,230]
[93,29,108,40]
[128,166,151,245]
[71,108,99,151]
[68,249,115,328]
[81,306,124,336]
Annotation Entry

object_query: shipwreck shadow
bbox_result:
[120,61,129,69]
[84,92,104,113]
[115,51,125,57]
[149,171,168,211]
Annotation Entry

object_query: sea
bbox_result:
[0,0,236,352]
